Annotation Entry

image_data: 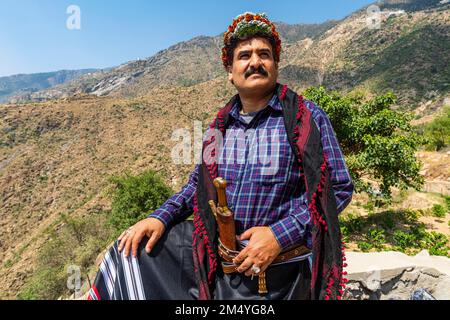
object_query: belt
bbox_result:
[218,239,311,294]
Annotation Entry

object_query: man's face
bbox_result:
[227,37,278,94]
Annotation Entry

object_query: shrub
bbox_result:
[357,241,373,252]
[108,170,174,233]
[393,230,417,252]
[340,225,350,244]
[422,106,450,151]
[399,209,420,223]
[432,204,446,218]
[365,228,386,250]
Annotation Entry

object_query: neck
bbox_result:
[239,87,275,114]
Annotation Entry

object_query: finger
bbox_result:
[118,230,127,241]
[233,246,249,265]
[131,231,145,258]
[245,259,262,277]
[259,262,270,274]
[118,233,128,251]
[124,233,134,258]
[145,231,160,253]
[236,256,254,274]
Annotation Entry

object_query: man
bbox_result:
[88,12,353,300]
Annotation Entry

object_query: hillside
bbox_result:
[0,69,96,103]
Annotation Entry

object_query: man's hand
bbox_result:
[232,226,282,277]
[118,217,166,258]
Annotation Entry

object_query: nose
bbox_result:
[249,52,262,68]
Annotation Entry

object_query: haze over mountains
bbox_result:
[0,69,96,103]
[2,0,449,113]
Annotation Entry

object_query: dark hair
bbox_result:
[224,32,279,68]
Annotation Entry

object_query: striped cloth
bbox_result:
[88,241,146,300]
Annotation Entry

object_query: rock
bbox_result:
[344,250,450,300]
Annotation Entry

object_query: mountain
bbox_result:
[5,20,339,103]
[0,69,96,103]
[6,0,449,114]
[0,1,449,299]
[377,0,446,12]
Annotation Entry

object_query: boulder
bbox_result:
[344,250,450,300]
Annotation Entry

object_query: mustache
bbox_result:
[245,65,268,78]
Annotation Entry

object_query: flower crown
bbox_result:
[221,12,282,68]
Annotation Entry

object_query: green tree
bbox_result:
[303,86,423,201]
[108,170,174,232]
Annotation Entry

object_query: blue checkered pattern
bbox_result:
[149,94,353,250]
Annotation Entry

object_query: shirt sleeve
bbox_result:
[269,195,310,250]
[147,123,215,227]
[147,164,199,228]
[269,102,354,250]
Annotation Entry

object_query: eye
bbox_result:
[260,52,270,58]
[239,53,249,59]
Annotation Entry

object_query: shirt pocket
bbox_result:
[249,140,294,186]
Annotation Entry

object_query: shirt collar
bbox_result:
[229,93,281,120]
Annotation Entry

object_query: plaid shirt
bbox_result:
[149,94,353,250]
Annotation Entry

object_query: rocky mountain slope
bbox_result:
[0,69,96,103]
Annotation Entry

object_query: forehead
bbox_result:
[234,37,273,52]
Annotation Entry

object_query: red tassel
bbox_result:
[280,84,288,100]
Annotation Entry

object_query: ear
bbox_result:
[227,65,234,83]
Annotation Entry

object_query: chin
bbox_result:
[243,78,275,92]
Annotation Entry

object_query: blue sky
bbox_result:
[0,0,375,77]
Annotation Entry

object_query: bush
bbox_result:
[365,228,386,250]
[422,106,450,151]
[393,224,449,257]
[432,204,446,218]
[393,230,417,252]
[399,209,420,223]
[357,241,373,252]
[108,170,174,233]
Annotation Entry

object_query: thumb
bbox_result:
[239,228,254,240]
